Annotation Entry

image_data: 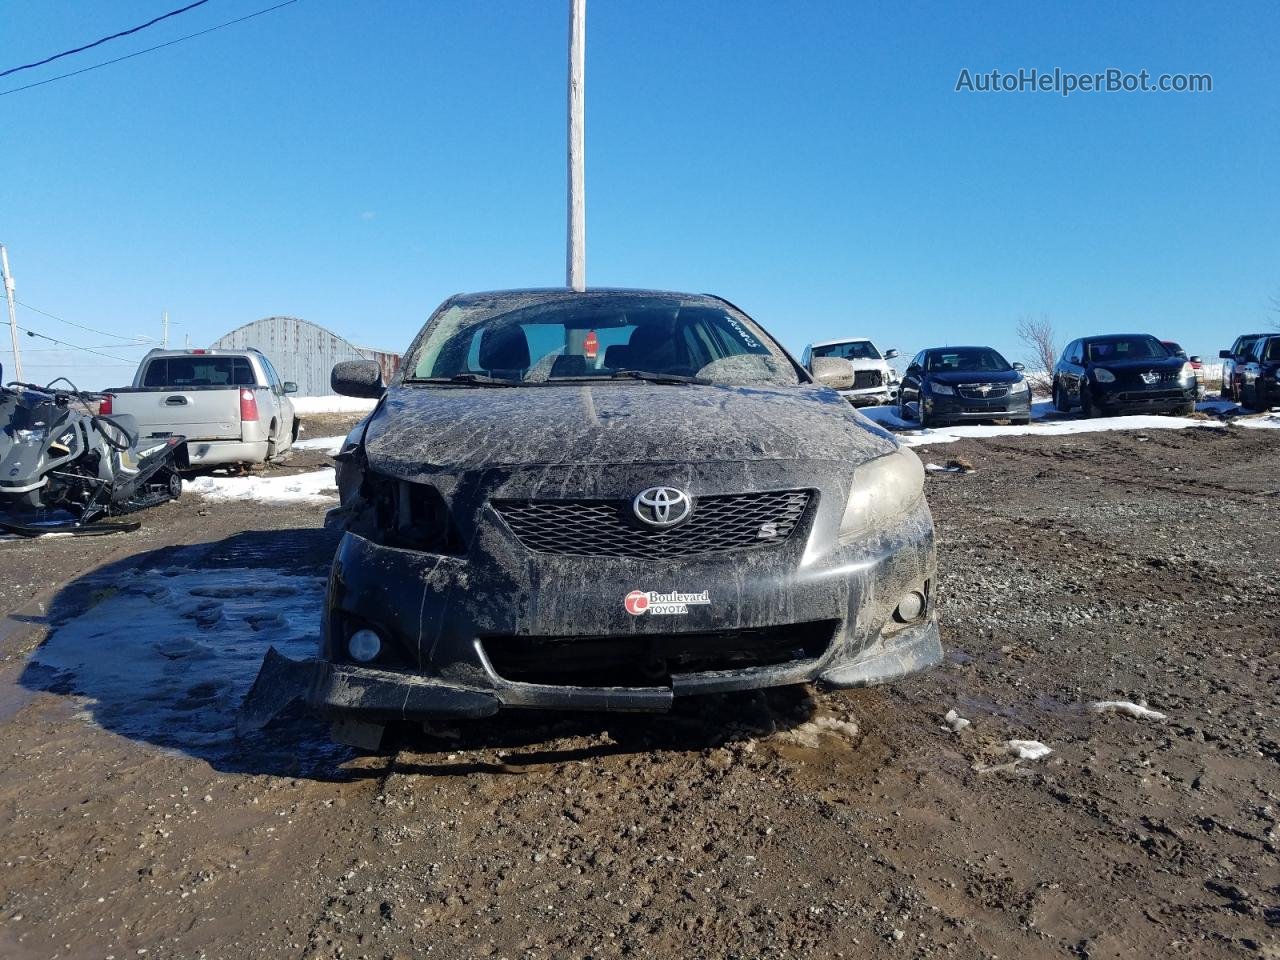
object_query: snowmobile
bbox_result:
[0,372,185,537]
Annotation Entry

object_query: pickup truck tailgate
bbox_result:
[111,389,244,441]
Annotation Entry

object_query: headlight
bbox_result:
[1179,362,1195,381]
[839,447,925,542]
[1093,368,1116,383]
[1009,378,1030,394]
[930,382,956,396]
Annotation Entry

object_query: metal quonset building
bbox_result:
[210,316,401,397]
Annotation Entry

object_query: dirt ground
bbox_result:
[0,417,1276,960]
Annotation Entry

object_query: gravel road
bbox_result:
[0,420,1275,959]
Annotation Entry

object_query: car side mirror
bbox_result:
[1218,349,1233,360]
[282,381,298,394]
[1188,356,1201,365]
[884,349,899,360]
[809,356,855,391]
[331,359,384,398]
[1012,361,1026,372]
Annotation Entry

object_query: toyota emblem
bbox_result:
[633,486,693,527]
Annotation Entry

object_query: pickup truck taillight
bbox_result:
[99,394,114,415]
[239,388,259,422]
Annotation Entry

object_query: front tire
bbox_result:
[1081,386,1099,418]
[1053,381,1069,413]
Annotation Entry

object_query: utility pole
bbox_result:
[162,310,169,349]
[0,243,22,381]
[566,0,586,291]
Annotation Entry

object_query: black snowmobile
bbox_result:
[0,371,185,537]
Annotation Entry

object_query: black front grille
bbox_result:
[956,383,1010,399]
[853,369,883,390]
[1115,390,1185,403]
[481,620,838,686]
[493,490,812,559]
[1119,369,1179,387]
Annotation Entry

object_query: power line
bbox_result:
[18,325,138,363]
[16,300,152,343]
[0,0,301,98]
[0,0,215,79]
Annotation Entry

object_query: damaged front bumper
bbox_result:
[239,496,940,737]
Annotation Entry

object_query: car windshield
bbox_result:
[1264,338,1280,362]
[925,348,1011,373]
[811,340,881,361]
[1085,336,1170,362]
[402,294,800,387]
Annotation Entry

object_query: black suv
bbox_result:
[1052,334,1197,417]
[1237,334,1280,411]
[1219,333,1269,403]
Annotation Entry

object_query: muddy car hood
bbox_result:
[362,382,898,475]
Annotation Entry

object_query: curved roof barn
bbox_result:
[211,316,399,396]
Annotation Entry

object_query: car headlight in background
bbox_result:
[929,382,956,395]
[1093,368,1117,383]
[839,447,926,542]
[1179,362,1196,381]
[1009,378,1030,394]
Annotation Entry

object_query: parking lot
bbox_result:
[0,411,1276,960]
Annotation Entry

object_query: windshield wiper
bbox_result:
[408,374,521,387]
[608,369,710,385]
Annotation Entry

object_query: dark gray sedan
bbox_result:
[241,288,942,749]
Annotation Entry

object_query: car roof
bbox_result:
[921,345,998,353]
[444,287,728,308]
[1080,333,1160,342]
[810,337,874,348]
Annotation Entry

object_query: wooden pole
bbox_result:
[0,244,22,381]
[566,0,586,291]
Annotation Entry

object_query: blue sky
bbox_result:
[2,0,1277,386]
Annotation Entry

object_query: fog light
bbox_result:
[896,590,926,623]
[348,628,382,663]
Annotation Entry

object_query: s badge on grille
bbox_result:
[632,486,693,527]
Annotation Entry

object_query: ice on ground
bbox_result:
[188,468,337,503]
[27,568,324,754]
[777,716,860,749]
[291,396,379,415]
[292,435,345,453]
[1090,700,1167,721]
[1006,739,1053,760]
[943,708,971,733]
[1237,412,1280,430]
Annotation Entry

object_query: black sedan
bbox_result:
[897,347,1032,428]
[1052,334,1197,417]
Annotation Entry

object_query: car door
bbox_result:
[257,356,291,447]
[1058,340,1081,402]
[1240,339,1263,406]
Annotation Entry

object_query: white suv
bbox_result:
[801,338,900,406]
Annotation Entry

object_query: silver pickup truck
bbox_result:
[104,348,298,468]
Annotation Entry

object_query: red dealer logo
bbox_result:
[624,590,649,615]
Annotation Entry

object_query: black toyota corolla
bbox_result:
[242,289,940,748]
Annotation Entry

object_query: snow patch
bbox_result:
[777,716,860,749]
[291,396,378,415]
[943,708,971,733]
[291,435,345,454]
[188,468,337,503]
[1006,739,1053,760]
[1089,700,1167,721]
[28,569,323,754]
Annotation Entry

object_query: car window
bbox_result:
[1262,338,1280,362]
[405,295,799,387]
[924,348,1011,373]
[1085,336,1169,362]
[810,340,882,361]
[142,356,256,388]
[260,357,283,393]
[1065,340,1082,365]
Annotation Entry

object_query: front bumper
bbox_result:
[923,392,1032,422]
[1089,382,1196,413]
[838,386,898,407]
[310,497,939,719]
